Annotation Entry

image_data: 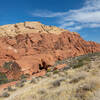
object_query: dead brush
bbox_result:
[75,77,100,100]
[0,92,10,98]
[69,71,88,83]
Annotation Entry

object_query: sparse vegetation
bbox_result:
[38,88,47,95]
[20,79,27,84]
[30,77,37,84]
[7,86,16,92]
[53,70,59,74]
[58,72,65,77]
[52,80,61,87]
[0,72,8,85]
[20,74,30,79]
[0,52,100,100]
[3,61,13,70]
[69,56,91,69]
[69,71,87,83]
[15,82,24,88]
[1,92,10,98]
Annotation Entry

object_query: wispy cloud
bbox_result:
[67,26,83,31]
[32,10,66,17]
[31,0,100,31]
[60,22,75,29]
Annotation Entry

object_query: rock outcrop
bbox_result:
[0,21,100,80]
[0,22,66,37]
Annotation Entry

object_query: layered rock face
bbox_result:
[0,21,100,80]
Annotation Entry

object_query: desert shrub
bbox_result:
[36,77,41,81]
[7,86,16,91]
[1,92,10,97]
[38,88,47,95]
[39,76,44,79]
[52,80,61,87]
[81,79,100,92]
[46,73,50,77]
[0,72,8,85]
[30,77,37,84]
[98,65,100,69]
[69,56,91,69]
[46,72,52,77]
[3,61,13,70]
[73,60,84,68]
[20,73,30,79]
[53,70,59,74]
[15,82,24,88]
[69,72,87,83]
[87,52,100,57]
[58,72,65,77]
[75,78,100,100]
[63,66,70,70]
[58,78,66,82]
[20,79,27,84]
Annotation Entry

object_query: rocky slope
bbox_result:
[0,52,100,100]
[0,21,100,80]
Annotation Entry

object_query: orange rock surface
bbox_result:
[0,22,100,80]
[54,64,67,70]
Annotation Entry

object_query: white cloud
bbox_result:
[67,26,83,31]
[32,10,66,17]
[60,22,75,29]
[31,0,100,31]
[89,24,100,28]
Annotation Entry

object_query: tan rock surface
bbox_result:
[0,21,67,37]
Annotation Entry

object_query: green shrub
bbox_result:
[53,70,59,74]
[69,56,91,69]
[1,92,10,97]
[73,61,84,69]
[0,72,8,85]
[3,61,13,70]
[46,73,50,77]
[20,74,30,79]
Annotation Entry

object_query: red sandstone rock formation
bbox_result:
[0,22,100,80]
[54,64,67,70]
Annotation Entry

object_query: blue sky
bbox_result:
[0,0,100,43]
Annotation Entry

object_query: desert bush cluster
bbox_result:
[0,72,8,85]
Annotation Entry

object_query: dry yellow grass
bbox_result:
[0,53,100,100]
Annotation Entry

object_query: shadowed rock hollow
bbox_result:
[0,21,100,80]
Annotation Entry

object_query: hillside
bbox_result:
[0,52,100,100]
[0,21,100,82]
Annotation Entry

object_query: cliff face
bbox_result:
[0,22,100,80]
